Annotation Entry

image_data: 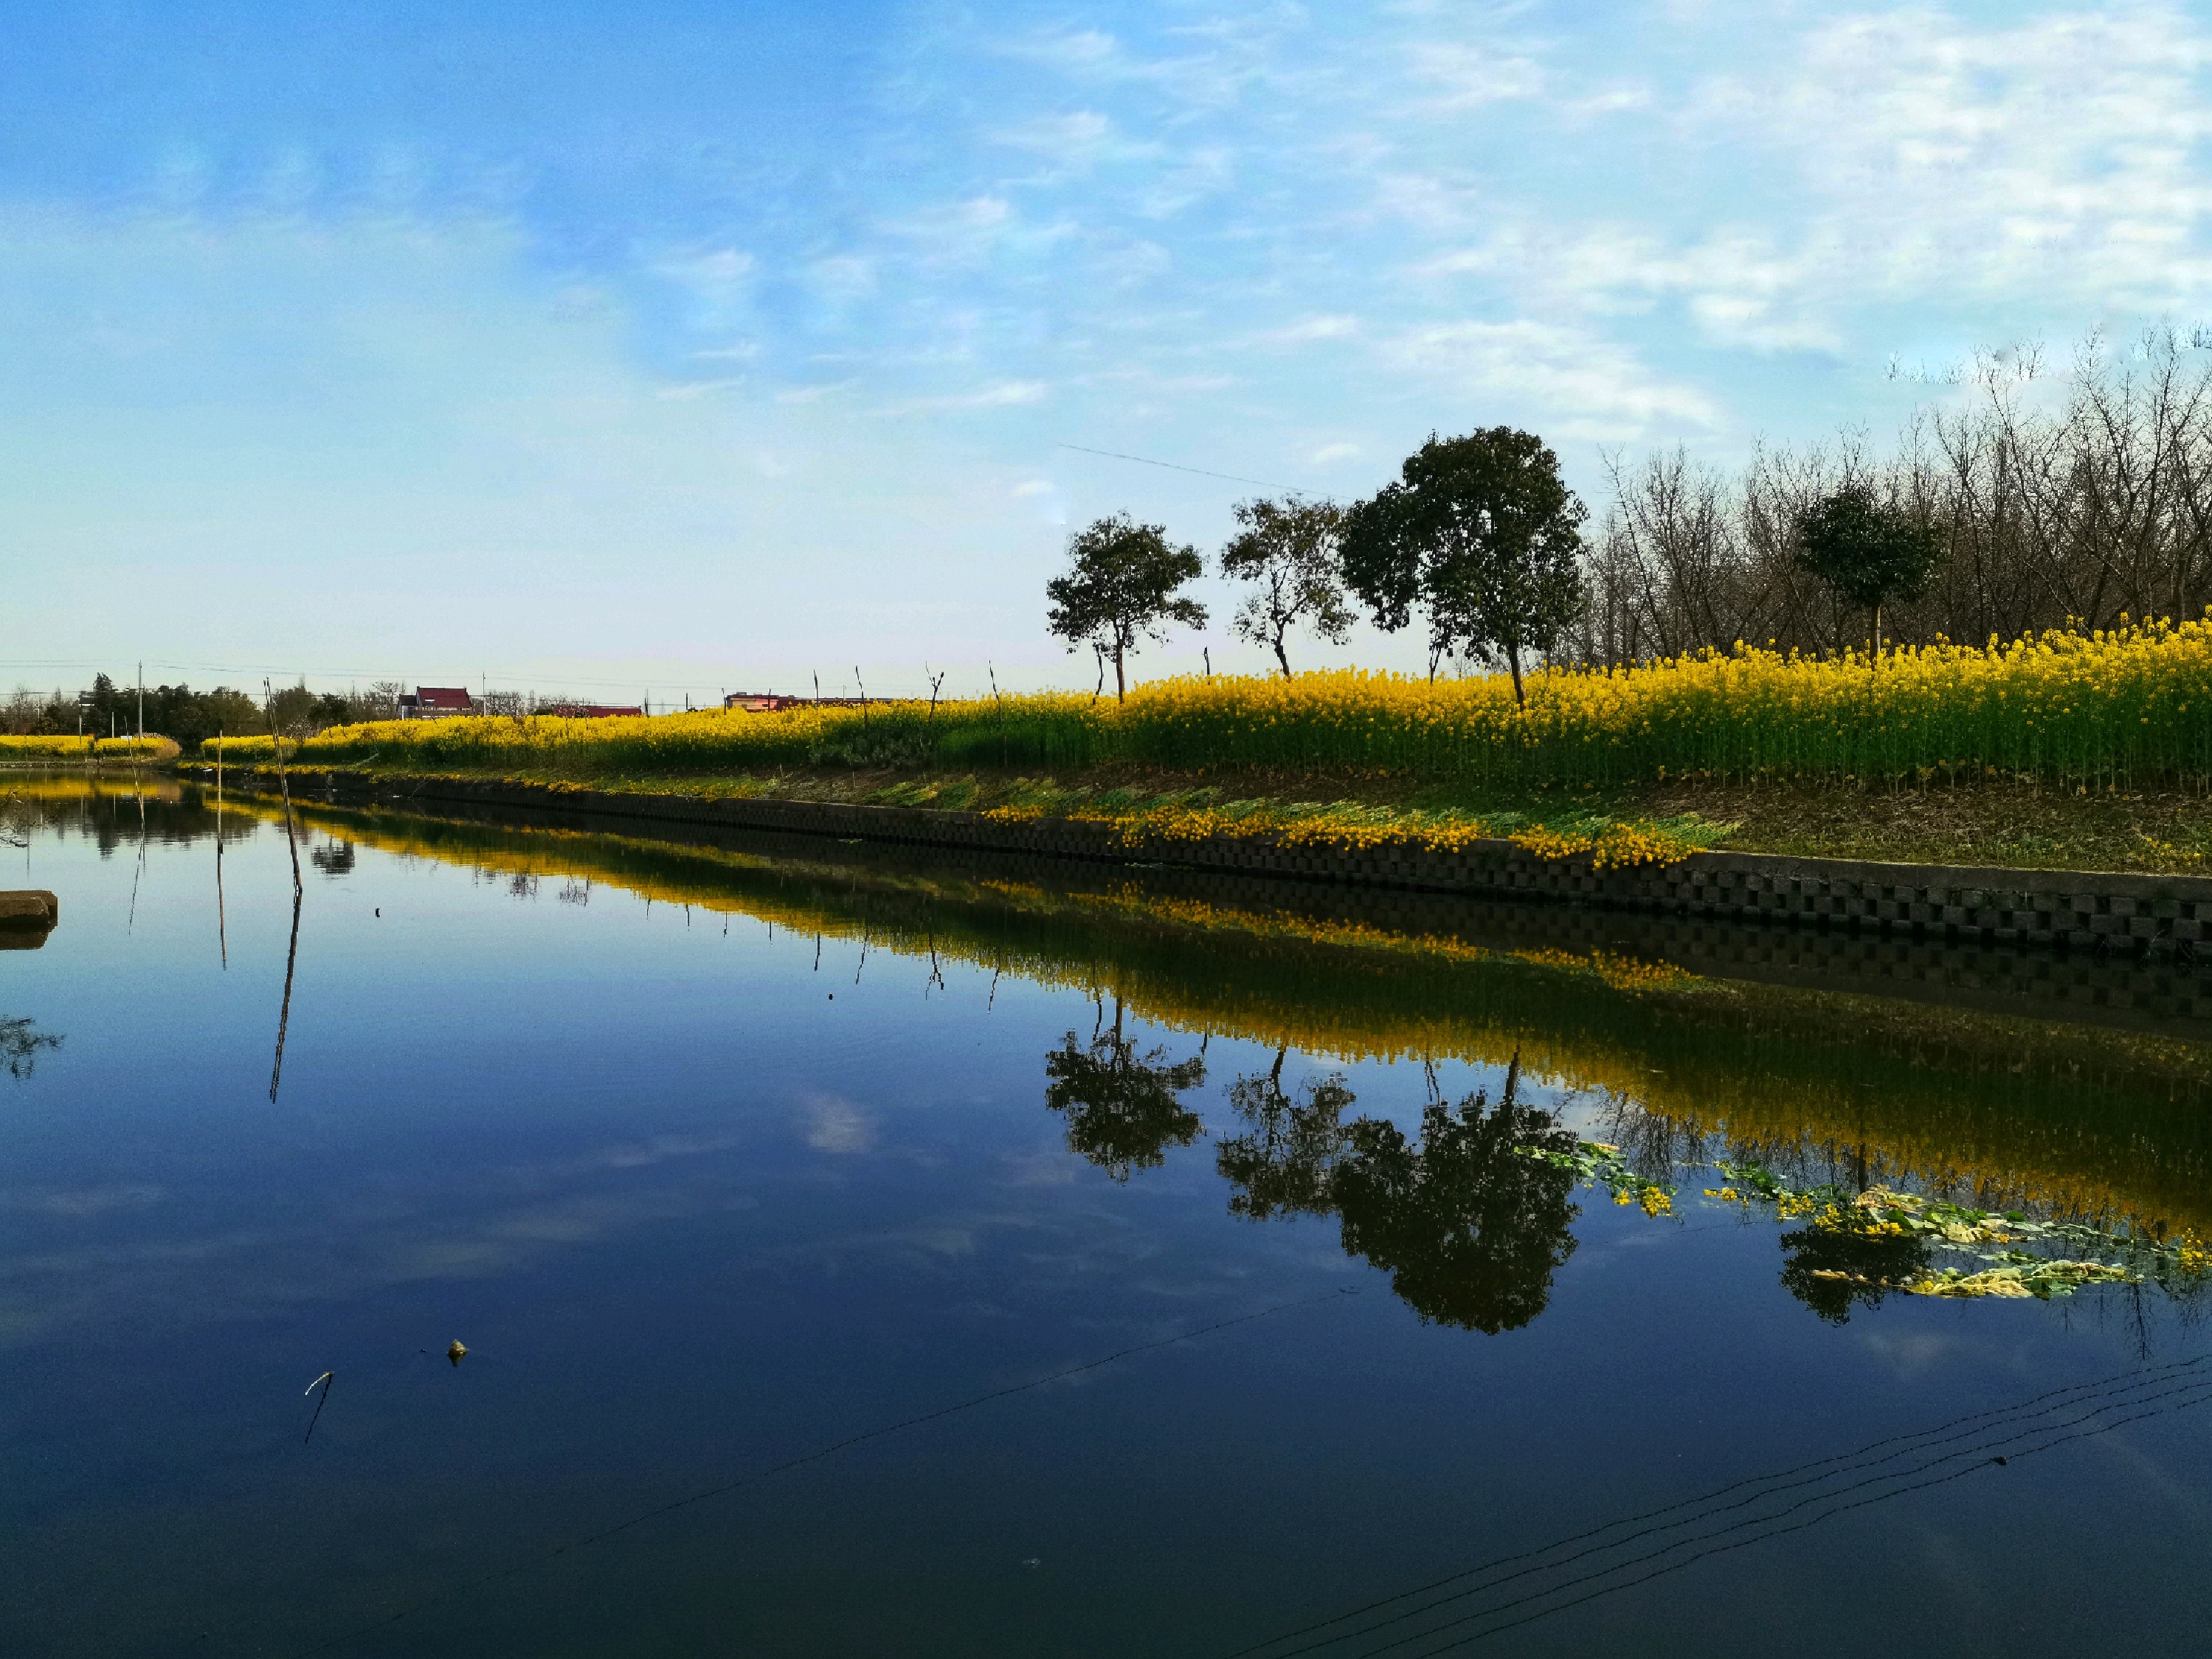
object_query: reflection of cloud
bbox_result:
[508,1131,744,1182]
[0,1184,164,1217]
[378,1190,710,1281]
[1858,1328,1977,1379]
[997,1151,1077,1187]
[905,1225,978,1257]
[803,1094,877,1154]
[0,1132,761,1343]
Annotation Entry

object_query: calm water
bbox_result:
[3,773,2210,1657]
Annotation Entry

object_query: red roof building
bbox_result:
[398,686,477,719]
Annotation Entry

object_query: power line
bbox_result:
[1055,442,1305,492]
[1401,1376,2212,1655]
[1229,1351,2212,1659]
[272,1286,1357,1659]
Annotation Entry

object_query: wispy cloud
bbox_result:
[1378,320,1721,437]
[1407,40,1546,109]
[874,379,1049,416]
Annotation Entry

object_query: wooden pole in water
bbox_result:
[215,731,227,970]
[263,681,303,896]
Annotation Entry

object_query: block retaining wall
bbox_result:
[191,768,2212,962]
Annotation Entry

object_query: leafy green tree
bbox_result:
[266,680,318,736]
[1043,999,1207,1180]
[1794,485,1945,657]
[1045,514,1208,702]
[1339,429,1587,704]
[84,673,128,740]
[1220,498,1354,678]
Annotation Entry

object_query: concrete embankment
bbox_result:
[186,767,2212,962]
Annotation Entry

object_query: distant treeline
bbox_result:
[1581,332,2212,663]
[0,675,398,748]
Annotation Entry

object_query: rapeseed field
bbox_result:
[202,617,2212,790]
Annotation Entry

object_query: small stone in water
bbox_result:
[447,1340,468,1366]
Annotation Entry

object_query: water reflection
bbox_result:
[309,839,356,877]
[1043,996,1207,1181]
[1214,1047,1583,1333]
[1333,1056,1583,1334]
[1776,1219,1931,1323]
[1,1015,62,1082]
[15,771,2212,1329]
[10,776,2212,1658]
[1217,1047,1352,1221]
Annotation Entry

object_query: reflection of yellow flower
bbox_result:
[1639,1187,1673,1218]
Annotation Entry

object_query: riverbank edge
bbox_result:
[184,763,2212,961]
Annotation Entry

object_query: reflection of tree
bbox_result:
[1595,1097,1938,1326]
[1212,1046,1585,1334]
[1778,1224,1930,1324]
[1,1017,63,1082]
[309,840,356,876]
[1329,1053,1582,1334]
[1043,998,1207,1181]
[1216,1046,1355,1220]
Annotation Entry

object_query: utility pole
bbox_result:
[137,662,144,739]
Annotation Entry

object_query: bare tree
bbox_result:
[1580,329,2212,663]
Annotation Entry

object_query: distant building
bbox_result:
[398,686,477,720]
[722,691,812,712]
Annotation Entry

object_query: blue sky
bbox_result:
[7,1,2211,699]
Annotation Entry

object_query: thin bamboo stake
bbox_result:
[215,732,227,969]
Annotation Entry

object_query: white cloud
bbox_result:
[1310,441,1361,463]
[997,27,1121,74]
[1409,41,1545,109]
[1260,314,1362,345]
[1414,225,1837,351]
[774,376,858,404]
[655,376,746,401]
[1012,478,1055,497]
[808,254,877,301]
[1690,7,2212,313]
[876,378,1049,415]
[1378,320,1721,436]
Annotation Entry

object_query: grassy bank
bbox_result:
[184,753,2212,875]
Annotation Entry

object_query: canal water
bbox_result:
[3,773,2208,1657]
